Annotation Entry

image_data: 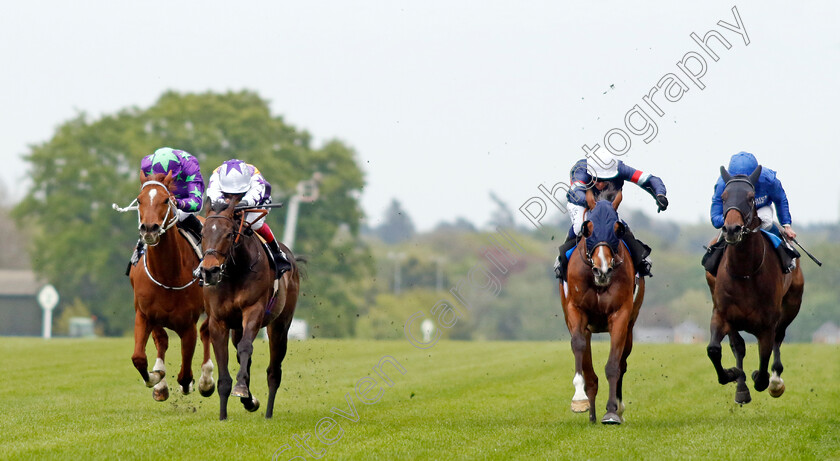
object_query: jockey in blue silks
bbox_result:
[710,151,796,240]
[554,158,668,280]
[704,151,799,274]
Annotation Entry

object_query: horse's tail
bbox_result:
[293,256,308,281]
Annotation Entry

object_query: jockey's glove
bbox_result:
[656,194,668,213]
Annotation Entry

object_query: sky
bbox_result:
[1,1,838,232]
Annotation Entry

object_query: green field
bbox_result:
[0,337,838,460]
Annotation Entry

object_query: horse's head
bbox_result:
[137,171,177,246]
[199,198,242,286]
[720,165,761,245]
[581,200,626,287]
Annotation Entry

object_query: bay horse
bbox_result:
[559,192,644,424]
[199,196,301,420]
[705,166,804,404]
[126,172,215,401]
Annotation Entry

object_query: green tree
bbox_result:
[14,90,371,336]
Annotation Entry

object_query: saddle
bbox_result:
[702,230,800,276]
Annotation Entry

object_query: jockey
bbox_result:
[704,151,798,274]
[555,158,668,280]
[127,147,205,274]
[206,159,292,276]
[710,151,796,239]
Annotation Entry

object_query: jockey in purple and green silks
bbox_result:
[127,147,206,275]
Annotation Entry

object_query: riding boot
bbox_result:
[267,239,292,277]
[554,232,578,280]
[180,213,203,243]
[621,228,652,277]
[126,239,144,276]
[702,233,726,276]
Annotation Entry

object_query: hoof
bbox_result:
[752,370,770,392]
[571,399,590,413]
[601,412,622,425]
[232,384,250,398]
[243,397,260,413]
[153,382,169,402]
[735,389,751,405]
[181,379,194,395]
[146,370,165,388]
[199,383,215,397]
[768,375,785,398]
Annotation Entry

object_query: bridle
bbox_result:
[722,177,759,245]
[117,179,197,290]
[202,211,265,278]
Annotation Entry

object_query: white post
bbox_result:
[281,172,321,251]
[37,284,59,339]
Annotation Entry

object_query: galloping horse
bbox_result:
[705,166,804,404]
[559,192,644,424]
[125,172,215,400]
[199,197,301,420]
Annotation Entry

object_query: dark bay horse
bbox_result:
[126,172,215,400]
[705,166,804,404]
[559,193,644,424]
[199,197,301,420]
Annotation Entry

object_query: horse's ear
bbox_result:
[748,165,762,185]
[585,189,597,210]
[140,169,148,182]
[582,221,593,238]
[612,190,623,211]
[720,166,731,183]
[614,221,626,238]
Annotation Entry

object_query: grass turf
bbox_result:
[0,337,837,460]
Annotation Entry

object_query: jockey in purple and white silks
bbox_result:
[206,159,292,276]
[710,151,796,240]
[555,159,668,280]
[127,147,206,274]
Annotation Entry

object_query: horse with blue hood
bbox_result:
[559,192,645,425]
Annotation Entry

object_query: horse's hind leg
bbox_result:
[729,331,751,404]
[770,268,803,398]
[209,317,232,420]
[602,309,631,425]
[265,316,291,419]
[197,316,215,397]
[616,329,633,421]
[176,325,197,394]
[150,326,170,401]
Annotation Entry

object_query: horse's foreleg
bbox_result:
[233,307,263,413]
[176,325,197,394]
[707,311,738,385]
[566,307,592,417]
[131,310,153,385]
[209,317,231,421]
[198,316,215,397]
[752,333,773,392]
[150,326,169,401]
[729,331,750,404]
[265,315,291,419]
[602,309,630,425]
